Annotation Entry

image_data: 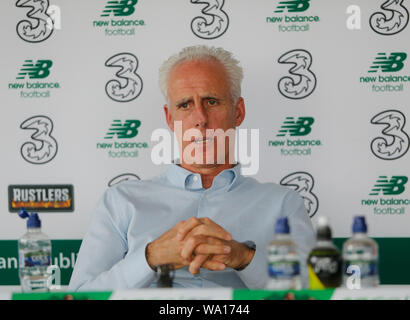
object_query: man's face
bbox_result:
[164,59,245,169]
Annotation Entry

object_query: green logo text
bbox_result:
[104,120,141,139]
[101,0,138,17]
[268,116,321,156]
[369,176,408,196]
[277,117,314,137]
[16,60,53,80]
[274,0,310,13]
[368,53,407,73]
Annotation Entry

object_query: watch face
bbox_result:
[244,241,256,250]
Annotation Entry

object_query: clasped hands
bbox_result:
[146,217,255,275]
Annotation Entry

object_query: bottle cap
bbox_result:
[316,216,332,240]
[275,217,290,234]
[18,208,41,229]
[352,216,367,233]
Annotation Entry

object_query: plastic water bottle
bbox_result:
[18,209,52,292]
[342,216,379,288]
[266,217,302,290]
[307,216,342,289]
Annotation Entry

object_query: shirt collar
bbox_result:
[165,163,242,192]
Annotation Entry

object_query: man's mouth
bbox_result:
[192,137,214,144]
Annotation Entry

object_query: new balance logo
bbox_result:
[274,0,310,13]
[369,176,408,196]
[277,117,314,137]
[368,52,407,73]
[101,0,138,17]
[104,120,141,139]
[16,60,53,80]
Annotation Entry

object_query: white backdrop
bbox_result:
[1,0,410,284]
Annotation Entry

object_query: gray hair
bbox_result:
[159,45,243,103]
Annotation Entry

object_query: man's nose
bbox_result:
[193,98,208,128]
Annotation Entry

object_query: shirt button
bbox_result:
[193,176,198,182]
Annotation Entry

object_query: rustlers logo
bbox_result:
[190,0,229,39]
[8,185,74,212]
[274,0,310,13]
[105,53,143,102]
[20,115,58,165]
[370,0,409,36]
[277,49,317,99]
[108,173,140,187]
[280,172,318,217]
[101,0,138,17]
[104,120,141,139]
[369,176,407,195]
[370,110,409,160]
[368,52,407,73]
[16,0,54,43]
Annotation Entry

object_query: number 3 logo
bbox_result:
[105,53,143,103]
[20,115,58,165]
[190,0,229,39]
[16,0,54,43]
[277,49,317,100]
[370,110,410,160]
[280,172,319,218]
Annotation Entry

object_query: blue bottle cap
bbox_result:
[27,213,41,228]
[353,216,367,233]
[17,208,29,219]
[275,217,290,234]
[18,208,41,229]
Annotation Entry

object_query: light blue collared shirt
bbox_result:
[69,164,315,291]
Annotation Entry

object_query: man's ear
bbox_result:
[164,104,174,131]
[235,97,245,127]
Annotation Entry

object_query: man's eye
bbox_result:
[178,102,189,109]
[207,99,218,106]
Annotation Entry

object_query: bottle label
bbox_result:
[307,254,342,288]
[20,250,51,267]
[311,257,340,275]
[268,261,300,278]
[344,260,378,278]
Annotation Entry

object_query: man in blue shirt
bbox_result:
[69,45,315,291]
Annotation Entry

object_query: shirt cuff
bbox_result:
[119,239,156,288]
[235,241,268,289]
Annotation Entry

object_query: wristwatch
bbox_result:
[235,241,256,271]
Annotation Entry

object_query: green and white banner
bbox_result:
[1,238,410,286]
[1,0,410,287]
[8,286,410,300]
